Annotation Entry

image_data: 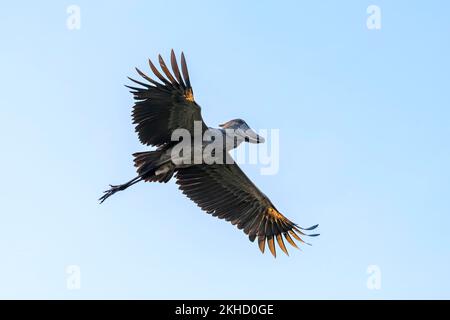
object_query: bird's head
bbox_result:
[219,119,265,144]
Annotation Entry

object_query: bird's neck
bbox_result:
[221,129,244,151]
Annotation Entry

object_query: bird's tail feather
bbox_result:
[133,151,174,183]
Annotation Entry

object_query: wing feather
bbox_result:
[128,51,208,147]
[175,159,318,256]
[170,49,185,88]
[181,52,191,88]
[158,54,179,86]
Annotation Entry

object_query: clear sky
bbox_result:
[1,1,449,299]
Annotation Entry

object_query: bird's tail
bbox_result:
[133,150,174,183]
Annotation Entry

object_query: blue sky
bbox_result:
[0,1,449,299]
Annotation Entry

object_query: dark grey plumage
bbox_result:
[100,50,319,257]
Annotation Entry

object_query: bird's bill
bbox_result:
[242,128,265,144]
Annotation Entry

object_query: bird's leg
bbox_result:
[99,176,142,203]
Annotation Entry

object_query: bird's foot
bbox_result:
[98,184,127,204]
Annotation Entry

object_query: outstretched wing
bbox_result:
[127,50,208,147]
[175,158,319,257]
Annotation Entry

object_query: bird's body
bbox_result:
[100,50,319,257]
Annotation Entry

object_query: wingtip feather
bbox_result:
[258,236,266,253]
[267,236,276,258]
[276,234,289,256]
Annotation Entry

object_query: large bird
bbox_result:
[100,50,319,257]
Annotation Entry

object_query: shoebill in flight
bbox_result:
[100,50,319,257]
